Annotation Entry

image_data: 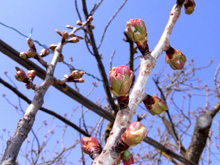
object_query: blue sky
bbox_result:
[0,0,220,164]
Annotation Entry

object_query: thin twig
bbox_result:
[97,0,128,49]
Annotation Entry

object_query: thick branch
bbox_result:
[185,100,220,164]
[1,41,63,164]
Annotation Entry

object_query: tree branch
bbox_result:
[81,0,118,112]
[185,100,220,164]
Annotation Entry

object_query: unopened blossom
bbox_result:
[27,48,36,58]
[71,70,85,79]
[121,122,147,147]
[121,150,134,165]
[15,67,27,82]
[81,137,101,159]
[165,47,186,70]
[184,0,196,15]
[27,70,36,80]
[40,49,50,57]
[109,66,133,97]
[125,19,147,46]
[27,38,35,49]
[143,95,168,115]
[19,52,28,59]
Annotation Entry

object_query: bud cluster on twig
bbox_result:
[15,67,36,89]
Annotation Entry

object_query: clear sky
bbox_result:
[0,0,220,164]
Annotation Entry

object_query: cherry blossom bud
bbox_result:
[15,67,27,82]
[27,48,36,58]
[55,29,62,36]
[40,49,50,57]
[76,20,83,25]
[19,52,28,59]
[59,54,64,62]
[87,16,93,22]
[143,95,168,115]
[109,66,133,97]
[121,150,134,165]
[165,47,186,70]
[62,31,69,40]
[71,70,85,79]
[125,19,147,46]
[81,137,101,159]
[121,122,147,147]
[68,37,79,43]
[27,70,36,80]
[27,38,35,50]
[74,78,84,83]
[66,25,73,29]
[49,44,57,51]
[184,0,196,15]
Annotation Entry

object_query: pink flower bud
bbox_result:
[121,150,134,165]
[184,0,196,15]
[27,38,35,49]
[125,19,147,46]
[87,16,93,22]
[143,95,168,115]
[27,70,36,80]
[81,137,101,159]
[62,31,69,40]
[68,37,79,43]
[15,67,27,82]
[121,122,147,146]
[27,48,36,58]
[19,52,28,59]
[76,20,83,25]
[49,44,57,51]
[40,49,50,57]
[165,47,186,70]
[109,66,133,97]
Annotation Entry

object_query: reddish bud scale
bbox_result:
[112,138,130,154]
[143,95,168,115]
[117,95,129,109]
[59,54,64,62]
